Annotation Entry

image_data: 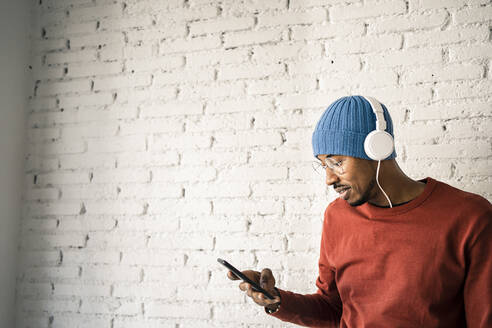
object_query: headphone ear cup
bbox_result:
[364,130,394,161]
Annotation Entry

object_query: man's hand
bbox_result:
[227,268,281,310]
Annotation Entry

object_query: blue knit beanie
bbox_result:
[312,95,397,160]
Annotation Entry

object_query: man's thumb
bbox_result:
[260,268,276,290]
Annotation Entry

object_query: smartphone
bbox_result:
[217,258,276,300]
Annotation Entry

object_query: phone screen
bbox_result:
[217,258,276,300]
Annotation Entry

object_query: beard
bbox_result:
[348,176,376,207]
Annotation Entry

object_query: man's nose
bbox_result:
[325,168,339,186]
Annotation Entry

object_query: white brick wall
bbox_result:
[18,0,491,327]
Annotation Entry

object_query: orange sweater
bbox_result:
[270,178,492,327]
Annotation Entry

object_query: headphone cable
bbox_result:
[376,160,393,208]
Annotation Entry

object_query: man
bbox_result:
[226,95,492,327]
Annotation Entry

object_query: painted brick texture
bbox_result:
[18,0,491,327]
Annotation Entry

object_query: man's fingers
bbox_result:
[259,268,276,290]
[227,271,240,280]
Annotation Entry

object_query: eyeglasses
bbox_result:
[312,157,345,175]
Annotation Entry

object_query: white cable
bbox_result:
[376,160,392,208]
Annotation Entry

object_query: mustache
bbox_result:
[333,184,350,189]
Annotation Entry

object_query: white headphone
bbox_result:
[362,96,395,161]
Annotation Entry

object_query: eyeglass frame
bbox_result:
[312,156,346,175]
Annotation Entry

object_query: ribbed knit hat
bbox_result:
[312,95,397,160]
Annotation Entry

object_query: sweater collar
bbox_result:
[357,177,437,218]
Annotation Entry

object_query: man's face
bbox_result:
[317,154,377,206]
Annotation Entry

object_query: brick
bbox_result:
[365,47,442,68]
[448,44,492,61]
[368,10,447,34]
[253,182,317,197]
[454,6,492,24]
[88,135,146,153]
[257,8,327,27]
[291,22,364,40]
[44,21,97,38]
[215,233,284,251]
[69,32,125,48]
[21,233,86,249]
[223,28,283,48]
[57,217,116,231]
[117,217,180,232]
[125,56,183,73]
[60,184,118,199]
[213,199,282,215]
[116,151,180,168]
[25,188,60,201]
[407,141,491,158]
[185,182,250,198]
[435,80,491,100]
[160,35,221,54]
[402,63,483,84]
[82,265,141,282]
[91,169,150,183]
[79,300,140,315]
[83,200,144,215]
[59,153,115,169]
[147,199,211,216]
[406,26,489,48]
[98,15,154,31]
[326,34,402,54]
[58,92,114,108]
[186,49,250,67]
[152,166,217,182]
[36,79,91,96]
[24,266,80,281]
[146,302,211,319]
[276,92,335,110]
[248,76,317,95]
[219,166,287,181]
[120,251,183,266]
[320,69,398,90]
[67,61,122,78]
[181,150,248,166]
[288,56,361,75]
[24,201,82,216]
[153,67,215,85]
[45,49,98,64]
[331,0,406,21]
[186,113,251,132]
[151,134,211,150]
[411,101,491,121]
[22,218,58,232]
[29,140,85,155]
[54,283,111,297]
[252,42,323,62]
[27,127,60,142]
[140,101,203,117]
[181,216,247,232]
[148,233,214,250]
[62,250,120,264]
[68,3,123,21]
[18,251,60,267]
[214,131,283,148]
[218,62,285,80]
[206,97,272,114]
[93,73,152,91]
[189,17,254,36]
[21,299,79,313]
[51,315,110,328]
[157,4,219,21]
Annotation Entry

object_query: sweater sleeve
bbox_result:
[464,204,492,327]
[267,209,342,327]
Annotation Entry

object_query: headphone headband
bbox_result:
[363,96,387,132]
